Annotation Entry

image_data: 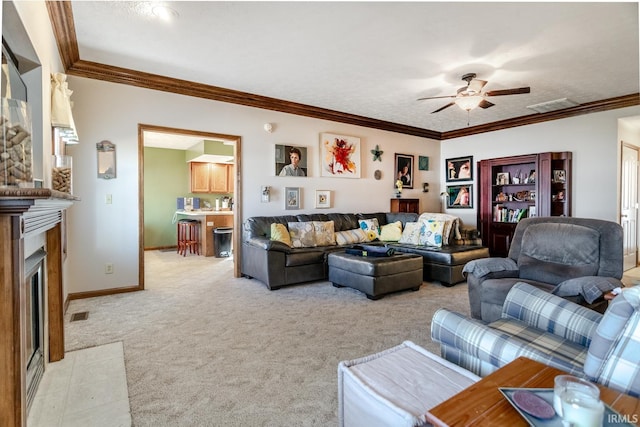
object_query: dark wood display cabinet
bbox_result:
[478,152,572,256]
[390,198,420,213]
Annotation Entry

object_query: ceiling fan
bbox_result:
[418,73,531,114]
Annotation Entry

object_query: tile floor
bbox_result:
[27,341,131,427]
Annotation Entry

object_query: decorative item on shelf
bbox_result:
[496,192,508,202]
[0,98,33,188]
[553,169,566,183]
[52,155,72,193]
[496,172,510,185]
[526,170,536,184]
[395,179,403,197]
[370,144,383,161]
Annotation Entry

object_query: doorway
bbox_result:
[621,142,638,271]
[137,124,242,289]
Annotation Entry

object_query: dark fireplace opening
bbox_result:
[25,248,46,412]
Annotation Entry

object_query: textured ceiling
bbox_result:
[69,1,639,134]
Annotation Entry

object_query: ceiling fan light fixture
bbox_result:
[455,95,483,111]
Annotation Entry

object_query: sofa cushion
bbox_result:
[335,228,368,245]
[326,213,360,232]
[399,222,421,244]
[518,223,600,285]
[313,220,337,246]
[359,218,381,241]
[379,221,403,242]
[270,223,292,247]
[288,221,317,248]
[419,219,445,247]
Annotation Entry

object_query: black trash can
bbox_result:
[213,227,233,257]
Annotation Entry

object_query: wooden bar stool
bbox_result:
[177,219,200,256]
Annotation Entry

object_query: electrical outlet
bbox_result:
[105,263,114,274]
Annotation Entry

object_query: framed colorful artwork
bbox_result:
[319,133,361,178]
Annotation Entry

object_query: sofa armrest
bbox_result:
[462,257,518,279]
[431,308,532,370]
[502,282,602,347]
[245,237,291,252]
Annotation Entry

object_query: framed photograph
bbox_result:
[496,172,510,185]
[285,187,301,210]
[275,144,308,177]
[395,153,414,189]
[315,190,331,208]
[553,169,566,183]
[447,184,473,209]
[320,133,361,178]
[418,156,429,171]
[446,156,473,182]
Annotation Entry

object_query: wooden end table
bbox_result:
[426,357,640,426]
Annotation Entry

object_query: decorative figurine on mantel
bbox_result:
[395,179,403,197]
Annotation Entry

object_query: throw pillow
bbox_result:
[419,219,445,247]
[398,222,421,245]
[358,218,380,242]
[335,228,368,245]
[313,220,337,246]
[288,222,316,248]
[270,223,292,247]
[379,221,403,242]
[417,213,461,245]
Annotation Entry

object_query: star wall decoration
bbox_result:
[371,145,383,161]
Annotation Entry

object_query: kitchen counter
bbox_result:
[176,210,233,216]
[175,210,234,256]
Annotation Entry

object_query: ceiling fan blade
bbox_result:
[468,79,488,94]
[431,102,456,113]
[479,99,495,109]
[485,87,531,97]
[417,94,456,101]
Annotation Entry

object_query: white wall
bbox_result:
[441,107,640,226]
[66,76,440,294]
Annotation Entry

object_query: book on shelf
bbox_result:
[493,205,528,223]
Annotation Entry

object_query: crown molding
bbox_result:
[46,1,639,141]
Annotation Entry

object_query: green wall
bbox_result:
[143,147,233,249]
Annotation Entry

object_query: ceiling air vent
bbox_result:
[527,98,579,113]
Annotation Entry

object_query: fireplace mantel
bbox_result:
[0,189,77,427]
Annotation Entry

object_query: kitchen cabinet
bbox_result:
[190,162,234,193]
[478,151,572,257]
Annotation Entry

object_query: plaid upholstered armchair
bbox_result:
[431,282,640,397]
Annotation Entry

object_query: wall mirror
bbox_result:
[97,140,116,179]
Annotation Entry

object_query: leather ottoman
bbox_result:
[328,251,423,300]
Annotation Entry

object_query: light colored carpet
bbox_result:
[64,250,471,426]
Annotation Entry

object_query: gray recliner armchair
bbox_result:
[464,217,624,323]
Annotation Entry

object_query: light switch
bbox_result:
[207,221,214,226]
[106,194,112,204]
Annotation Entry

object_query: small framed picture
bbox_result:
[496,172,510,185]
[553,169,566,183]
[418,156,429,171]
[446,156,473,182]
[285,187,301,210]
[447,184,473,209]
[395,153,414,189]
[315,190,331,209]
